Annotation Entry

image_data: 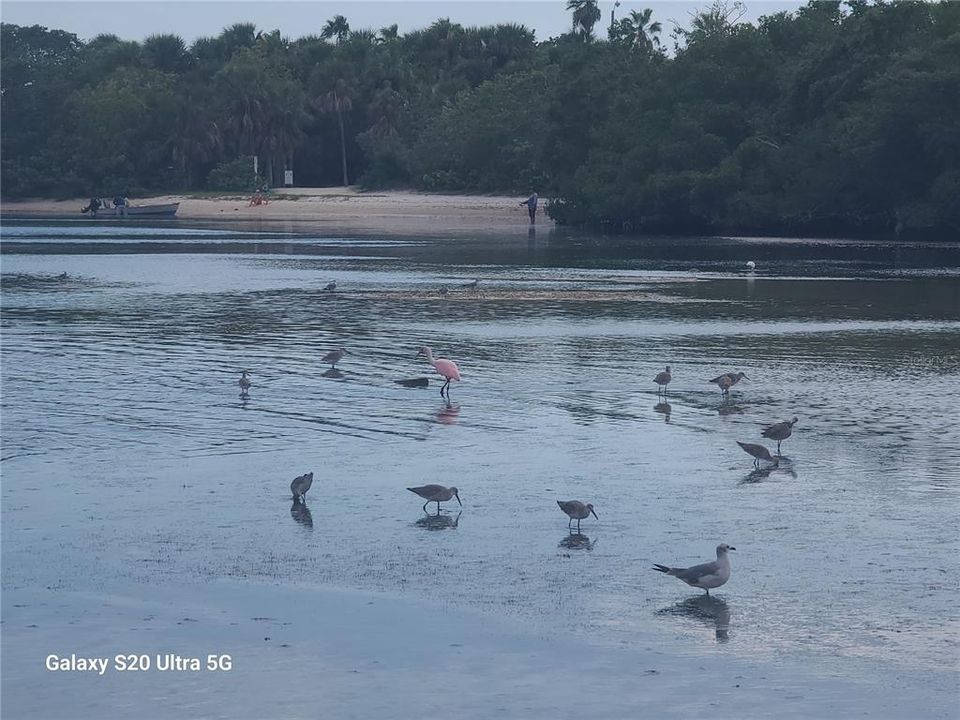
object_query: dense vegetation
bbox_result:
[2,0,958,238]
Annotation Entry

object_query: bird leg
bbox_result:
[436,500,441,515]
[777,440,782,455]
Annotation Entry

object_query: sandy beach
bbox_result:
[0,188,550,236]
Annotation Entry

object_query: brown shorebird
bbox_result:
[290,471,314,502]
[736,441,778,467]
[762,417,797,455]
[239,370,252,397]
[556,500,598,532]
[653,544,735,596]
[324,281,337,292]
[710,372,747,395]
[407,484,461,514]
[321,347,347,369]
[654,366,672,395]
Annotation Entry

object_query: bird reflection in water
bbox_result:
[415,510,461,531]
[559,532,595,551]
[657,595,731,643]
[322,368,344,379]
[290,499,313,529]
[654,401,672,423]
[741,464,798,484]
[436,400,461,425]
[718,402,745,417]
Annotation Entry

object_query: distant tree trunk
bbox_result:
[337,108,349,186]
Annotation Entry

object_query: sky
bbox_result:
[2,0,806,44]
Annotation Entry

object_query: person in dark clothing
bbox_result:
[81,197,102,214]
[520,192,539,225]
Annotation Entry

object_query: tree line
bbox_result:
[1,0,958,238]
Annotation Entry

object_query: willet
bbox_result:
[239,370,252,397]
[709,372,747,395]
[654,366,672,395]
[290,472,314,502]
[418,346,461,398]
[762,417,798,455]
[324,281,337,292]
[407,484,461,514]
[322,347,347,369]
[736,441,778,467]
[556,500,598,532]
[653,543,735,596]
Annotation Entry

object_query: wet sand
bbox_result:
[0,188,549,236]
[3,581,948,720]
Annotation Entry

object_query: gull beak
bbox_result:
[455,493,462,506]
[591,509,599,520]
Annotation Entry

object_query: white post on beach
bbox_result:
[253,156,258,181]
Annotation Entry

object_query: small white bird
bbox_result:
[746,261,756,271]
[653,544,735,596]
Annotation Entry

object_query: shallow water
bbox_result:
[2,221,959,707]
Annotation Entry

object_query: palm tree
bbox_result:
[628,9,662,52]
[378,24,399,43]
[314,76,355,185]
[566,0,602,40]
[321,15,350,45]
[142,33,191,73]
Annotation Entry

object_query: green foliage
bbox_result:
[1,3,958,238]
[206,156,261,190]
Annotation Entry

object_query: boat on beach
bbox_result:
[87,202,179,218]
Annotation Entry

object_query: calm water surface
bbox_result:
[2,221,959,697]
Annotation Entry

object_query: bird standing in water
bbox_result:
[736,441,778,467]
[239,370,251,397]
[556,500,598,533]
[710,371,747,395]
[654,366,672,396]
[762,417,798,455]
[407,484,461,514]
[290,472,314,502]
[322,347,347,369]
[653,544,735,596]
[418,346,461,397]
[324,281,337,292]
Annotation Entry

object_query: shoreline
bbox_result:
[3,580,953,720]
[0,188,550,237]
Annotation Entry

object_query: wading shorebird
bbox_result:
[710,371,747,395]
[556,500,598,533]
[653,544,735,596]
[290,471,314,502]
[762,417,798,455]
[418,346,461,398]
[321,347,347,369]
[654,366,672,395]
[407,484,461,514]
[324,281,337,292]
[239,370,252,397]
[736,441,778,467]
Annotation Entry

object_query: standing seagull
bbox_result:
[653,544,735,596]
[407,484,461,514]
[710,371,747,395]
[761,417,798,455]
[239,370,252,397]
[736,441,778,467]
[556,500,598,533]
[418,346,461,397]
[322,347,347,369]
[654,366,672,396]
[290,472,314,502]
[324,281,337,292]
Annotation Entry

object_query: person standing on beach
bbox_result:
[520,191,539,225]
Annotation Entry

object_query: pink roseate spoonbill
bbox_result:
[557,500,598,533]
[322,347,347,369]
[407,484,461,514]
[418,346,461,397]
[761,417,798,455]
[290,472,314,502]
[653,544,735,596]
[709,371,747,395]
[654,366,672,395]
[736,441,778,468]
[239,370,251,397]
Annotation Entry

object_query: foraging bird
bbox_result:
[324,281,336,292]
[556,500,598,533]
[418,346,461,398]
[746,261,756,271]
[321,347,347,369]
[653,544,735,596]
[736,441,778,467]
[654,366,672,395]
[761,417,798,455]
[461,279,479,289]
[239,370,251,396]
[290,472,314,502]
[709,372,747,395]
[407,484,461,514]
